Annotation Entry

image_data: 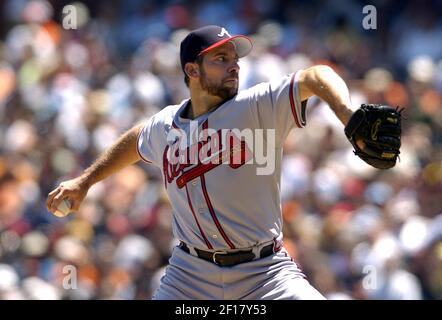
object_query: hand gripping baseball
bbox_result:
[46,176,90,217]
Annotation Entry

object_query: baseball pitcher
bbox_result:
[46,25,401,299]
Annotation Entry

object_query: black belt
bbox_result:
[179,241,276,267]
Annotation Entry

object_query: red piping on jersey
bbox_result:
[289,73,302,128]
[185,184,213,250]
[202,119,208,130]
[200,175,236,249]
[273,238,283,253]
[136,126,153,164]
[198,118,234,248]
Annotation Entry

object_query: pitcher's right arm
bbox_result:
[46,122,144,214]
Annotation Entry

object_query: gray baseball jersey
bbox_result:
[137,70,324,299]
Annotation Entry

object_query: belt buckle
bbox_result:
[212,250,228,265]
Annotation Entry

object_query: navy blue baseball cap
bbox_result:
[180,25,253,71]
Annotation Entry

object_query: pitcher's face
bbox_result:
[198,42,240,101]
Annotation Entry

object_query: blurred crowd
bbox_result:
[0,0,442,300]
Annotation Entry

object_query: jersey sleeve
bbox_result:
[137,115,159,166]
[250,70,307,146]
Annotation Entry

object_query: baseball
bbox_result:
[53,199,72,217]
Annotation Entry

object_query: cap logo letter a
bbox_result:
[217,28,231,38]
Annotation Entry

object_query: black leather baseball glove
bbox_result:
[344,104,402,169]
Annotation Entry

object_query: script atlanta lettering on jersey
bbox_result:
[163,122,276,188]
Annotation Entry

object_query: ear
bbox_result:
[184,63,200,79]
